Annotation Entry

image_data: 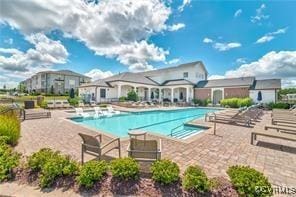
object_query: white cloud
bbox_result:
[167,23,185,31]
[234,9,242,18]
[208,75,225,80]
[251,4,269,24]
[166,58,180,65]
[203,37,241,51]
[0,0,172,72]
[214,51,296,87]
[255,27,288,44]
[203,38,213,43]
[178,0,191,12]
[84,69,113,81]
[213,42,241,51]
[0,33,68,72]
[4,38,13,45]
[236,58,247,64]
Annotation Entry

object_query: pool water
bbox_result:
[71,108,218,139]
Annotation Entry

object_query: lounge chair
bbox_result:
[75,108,90,118]
[55,101,63,108]
[107,106,120,114]
[78,133,121,164]
[78,101,85,107]
[206,111,251,126]
[94,107,111,116]
[62,100,70,108]
[90,101,96,107]
[47,100,55,109]
[127,138,161,162]
[264,124,296,133]
[251,129,296,145]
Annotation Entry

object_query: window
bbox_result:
[183,72,188,78]
[100,89,106,98]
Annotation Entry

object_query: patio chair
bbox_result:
[264,124,296,133]
[206,111,251,127]
[94,107,111,116]
[107,106,120,114]
[75,108,90,118]
[55,101,63,108]
[47,100,55,109]
[78,133,121,164]
[251,129,296,145]
[62,100,70,108]
[127,138,161,162]
[78,101,85,107]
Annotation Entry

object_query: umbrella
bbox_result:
[257,91,262,102]
[151,91,154,99]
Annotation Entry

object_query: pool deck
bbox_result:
[11,107,296,188]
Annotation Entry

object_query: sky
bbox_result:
[0,0,295,88]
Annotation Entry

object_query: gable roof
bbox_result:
[161,79,194,86]
[252,79,281,90]
[38,70,90,79]
[104,72,159,85]
[196,77,255,88]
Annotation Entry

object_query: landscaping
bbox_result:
[220,97,253,108]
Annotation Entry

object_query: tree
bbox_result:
[127,90,139,102]
[18,83,27,93]
[50,85,54,95]
[69,88,75,98]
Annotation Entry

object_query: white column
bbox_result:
[171,88,174,103]
[117,84,121,98]
[158,88,162,103]
[147,88,151,101]
[186,87,190,103]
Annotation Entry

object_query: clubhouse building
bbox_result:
[79,61,281,104]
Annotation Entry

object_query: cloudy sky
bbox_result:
[0,0,295,88]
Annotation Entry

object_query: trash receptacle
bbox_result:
[24,100,35,109]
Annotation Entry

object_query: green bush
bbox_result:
[0,112,20,146]
[68,97,80,106]
[266,102,289,110]
[127,90,139,102]
[77,160,108,187]
[28,148,78,188]
[39,100,48,108]
[151,159,180,184]
[119,96,127,102]
[99,104,107,108]
[220,97,252,108]
[0,143,20,181]
[110,157,139,180]
[182,165,210,192]
[227,165,272,197]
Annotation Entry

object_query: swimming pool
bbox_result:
[71,108,219,139]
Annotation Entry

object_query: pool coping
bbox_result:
[64,107,223,143]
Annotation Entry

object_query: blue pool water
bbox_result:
[71,108,218,139]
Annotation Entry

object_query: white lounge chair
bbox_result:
[62,100,70,108]
[55,101,63,108]
[94,107,112,117]
[78,101,85,107]
[90,101,96,107]
[75,108,90,118]
[47,100,55,109]
[107,106,120,114]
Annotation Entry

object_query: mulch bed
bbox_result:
[13,168,238,196]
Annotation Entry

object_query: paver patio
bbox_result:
[9,108,296,188]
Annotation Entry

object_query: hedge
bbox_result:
[220,97,252,108]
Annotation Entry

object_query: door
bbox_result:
[213,90,223,105]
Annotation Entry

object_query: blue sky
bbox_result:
[0,0,295,88]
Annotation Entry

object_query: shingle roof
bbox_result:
[38,70,90,79]
[196,77,255,88]
[80,79,110,87]
[104,72,158,85]
[161,79,194,86]
[252,79,281,90]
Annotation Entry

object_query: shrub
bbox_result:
[182,165,210,192]
[266,102,289,110]
[99,104,107,108]
[39,100,48,108]
[127,90,139,102]
[110,157,139,180]
[227,165,272,197]
[27,148,78,188]
[119,96,127,102]
[0,143,20,181]
[0,111,20,146]
[151,159,180,184]
[220,97,253,108]
[77,160,108,187]
[192,99,210,106]
[68,97,80,106]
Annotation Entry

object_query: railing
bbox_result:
[170,123,184,137]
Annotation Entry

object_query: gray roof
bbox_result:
[252,79,281,90]
[104,72,158,85]
[80,79,110,87]
[196,77,255,88]
[38,70,90,79]
[161,79,194,86]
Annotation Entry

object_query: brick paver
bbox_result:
[15,108,296,187]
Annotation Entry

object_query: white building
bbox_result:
[79,61,208,103]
